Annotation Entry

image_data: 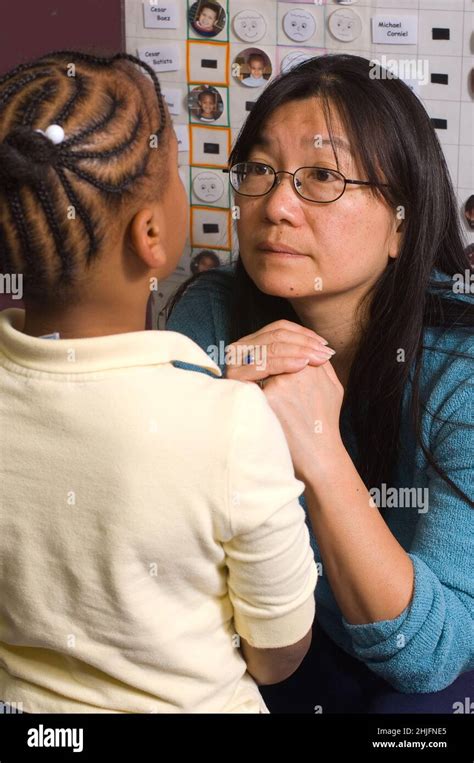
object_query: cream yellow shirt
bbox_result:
[0,309,317,713]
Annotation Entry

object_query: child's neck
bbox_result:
[22,301,148,339]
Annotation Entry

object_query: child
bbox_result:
[190,249,221,274]
[464,194,474,230]
[243,53,268,88]
[197,90,218,122]
[192,2,220,37]
[0,51,317,714]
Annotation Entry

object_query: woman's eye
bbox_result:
[252,164,270,175]
[312,169,336,182]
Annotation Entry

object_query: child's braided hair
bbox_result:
[0,50,169,302]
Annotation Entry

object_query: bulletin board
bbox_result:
[124,0,473,325]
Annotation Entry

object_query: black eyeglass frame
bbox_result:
[223,161,390,204]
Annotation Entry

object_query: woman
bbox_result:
[0,49,317,714]
[167,55,473,713]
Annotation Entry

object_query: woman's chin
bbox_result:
[251,272,312,299]
[242,256,312,294]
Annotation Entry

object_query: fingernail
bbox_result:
[310,350,335,362]
[313,343,333,354]
[312,347,335,358]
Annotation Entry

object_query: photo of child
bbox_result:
[198,91,217,121]
[233,49,272,88]
[190,250,222,274]
[465,243,474,268]
[464,195,474,230]
[189,1,226,38]
[187,85,224,123]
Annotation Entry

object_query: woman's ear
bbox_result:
[388,208,405,260]
[129,206,167,269]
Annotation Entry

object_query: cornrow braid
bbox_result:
[0,222,15,275]
[7,188,44,279]
[21,81,58,126]
[0,49,170,303]
[66,114,141,161]
[61,95,120,148]
[53,73,88,125]
[55,166,100,264]
[60,154,149,194]
[35,179,75,283]
[0,58,57,87]
[48,50,168,141]
[0,70,53,111]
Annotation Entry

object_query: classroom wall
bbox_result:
[124,0,474,325]
[0,0,125,76]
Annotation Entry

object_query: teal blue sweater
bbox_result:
[166,266,474,694]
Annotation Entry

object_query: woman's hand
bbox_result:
[224,319,335,383]
[262,361,345,482]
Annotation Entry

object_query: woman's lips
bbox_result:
[257,243,308,258]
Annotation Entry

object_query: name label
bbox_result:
[372,15,417,45]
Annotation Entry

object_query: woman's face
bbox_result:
[236,98,401,301]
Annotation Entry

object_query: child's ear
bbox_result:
[129,206,167,269]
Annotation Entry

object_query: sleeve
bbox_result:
[165,270,232,376]
[342,377,474,693]
[223,382,318,649]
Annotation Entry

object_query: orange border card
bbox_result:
[189,124,231,168]
[187,40,230,87]
[190,206,232,250]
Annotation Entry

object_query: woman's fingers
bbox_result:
[246,319,329,347]
[226,355,309,382]
[258,328,332,355]
[225,345,335,382]
[224,320,335,382]
[226,329,335,367]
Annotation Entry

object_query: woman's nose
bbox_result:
[262,172,305,224]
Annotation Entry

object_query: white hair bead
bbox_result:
[44,124,65,145]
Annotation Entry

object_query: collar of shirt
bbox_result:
[0,309,222,377]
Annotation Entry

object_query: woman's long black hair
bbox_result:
[169,54,474,507]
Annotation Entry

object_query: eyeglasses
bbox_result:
[224,161,389,204]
